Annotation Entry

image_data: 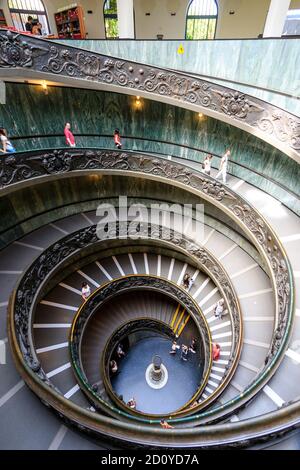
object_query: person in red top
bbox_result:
[212,343,221,361]
[64,122,76,147]
[114,128,122,149]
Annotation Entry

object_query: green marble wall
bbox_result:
[1,83,299,214]
[0,174,259,267]
[67,38,300,115]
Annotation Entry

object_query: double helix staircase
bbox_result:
[0,30,299,450]
[1,146,298,448]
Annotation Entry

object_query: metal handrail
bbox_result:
[6,148,295,446]
[2,140,299,209]
[0,29,299,164]
[69,275,212,420]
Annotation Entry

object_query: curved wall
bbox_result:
[69,38,300,113]
[0,173,250,249]
[2,83,299,213]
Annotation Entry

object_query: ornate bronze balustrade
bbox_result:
[2,147,293,353]
[70,276,211,419]
[10,219,242,419]
[0,30,299,162]
[6,149,293,407]
[5,148,296,446]
[102,319,176,405]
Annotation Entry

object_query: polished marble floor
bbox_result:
[111,335,203,415]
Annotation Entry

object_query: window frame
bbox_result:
[103,0,136,40]
[8,0,50,34]
[282,8,300,36]
[103,0,118,39]
[185,0,218,40]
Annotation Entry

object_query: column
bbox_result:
[117,0,135,39]
[263,0,291,37]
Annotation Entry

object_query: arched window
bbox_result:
[103,0,118,39]
[8,0,49,34]
[185,0,218,40]
[283,9,300,36]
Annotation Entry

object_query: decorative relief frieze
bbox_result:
[2,149,292,369]
[0,30,299,156]
[5,147,295,442]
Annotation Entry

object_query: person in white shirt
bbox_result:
[116,343,125,358]
[127,398,136,409]
[182,273,194,292]
[169,340,180,354]
[81,282,91,301]
[216,149,230,184]
[110,360,118,374]
[202,154,212,175]
[214,299,228,320]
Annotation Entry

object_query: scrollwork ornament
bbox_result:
[3,137,293,437]
[42,150,72,173]
[0,31,48,67]
[72,275,211,412]
[0,30,299,156]
[229,203,266,245]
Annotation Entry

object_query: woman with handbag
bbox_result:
[0,128,16,153]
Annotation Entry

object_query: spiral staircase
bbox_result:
[0,31,300,450]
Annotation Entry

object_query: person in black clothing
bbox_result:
[25,16,33,32]
[189,337,197,354]
[181,344,188,361]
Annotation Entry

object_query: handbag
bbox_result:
[6,141,16,153]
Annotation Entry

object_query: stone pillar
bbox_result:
[150,355,162,382]
[117,0,135,39]
[263,0,291,38]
